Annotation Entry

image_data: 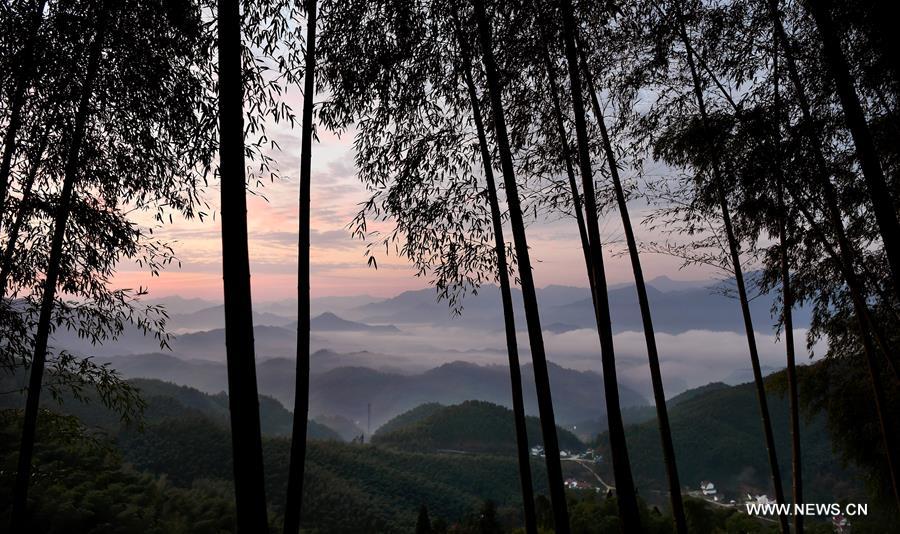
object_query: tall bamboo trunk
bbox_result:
[676,12,790,534]
[777,183,803,533]
[771,2,899,382]
[0,0,47,237]
[771,0,900,508]
[805,0,900,301]
[554,0,641,529]
[578,42,688,534]
[10,6,107,529]
[217,0,270,531]
[772,35,803,533]
[541,47,594,293]
[283,1,317,532]
[460,48,538,534]
[786,183,900,510]
[0,130,48,296]
[472,1,570,531]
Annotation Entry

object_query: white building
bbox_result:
[700,481,717,496]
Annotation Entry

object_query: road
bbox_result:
[563,458,615,492]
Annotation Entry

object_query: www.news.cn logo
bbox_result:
[745,502,868,517]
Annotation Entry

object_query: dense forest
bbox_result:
[1,372,877,532]
[371,400,585,455]
[2,0,900,532]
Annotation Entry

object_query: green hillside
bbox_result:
[373,402,446,436]
[37,377,342,441]
[0,410,238,534]
[0,380,552,532]
[667,381,730,405]
[597,374,862,504]
[372,400,585,455]
[4,375,892,532]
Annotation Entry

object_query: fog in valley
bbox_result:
[50,278,822,435]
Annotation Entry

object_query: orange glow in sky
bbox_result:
[112,103,710,302]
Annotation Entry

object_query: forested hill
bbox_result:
[597,373,863,504]
[0,375,341,441]
[0,379,551,532]
[372,400,585,455]
[374,402,446,436]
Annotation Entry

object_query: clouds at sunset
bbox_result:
[115,105,714,301]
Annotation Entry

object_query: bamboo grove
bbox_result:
[1,0,899,532]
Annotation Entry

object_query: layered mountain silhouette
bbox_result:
[48,279,809,366]
[97,353,648,430]
[168,305,294,332]
[308,312,400,332]
[349,281,811,334]
[50,313,400,358]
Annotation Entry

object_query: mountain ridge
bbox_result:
[94,353,648,430]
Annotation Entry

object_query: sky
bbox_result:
[113,95,715,302]
[104,94,815,392]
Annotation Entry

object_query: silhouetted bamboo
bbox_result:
[777,173,803,534]
[284,0,317,531]
[804,0,900,302]
[0,0,47,237]
[783,177,900,508]
[766,1,900,381]
[472,0,570,531]
[554,0,641,529]
[774,5,899,358]
[459,41,538,534]
[675,9,790,533]
[217,0,270,531]
[762,0,899,381]
[772,34,803,533]
[577,40,688,534]
[0,129,48,296]
[540,46,593,294]
[10,5,108,528]
[769,0,900,508]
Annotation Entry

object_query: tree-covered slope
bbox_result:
[373,402,446,436]
[0,375,342,441]
[372,400,585,455]
[0,411,238,534]
[2,375,890,532]
[0,381,549,532]
[596,373,862,504]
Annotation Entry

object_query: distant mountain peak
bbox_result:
[309,312,400,333]
[430,360,483,372]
